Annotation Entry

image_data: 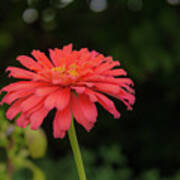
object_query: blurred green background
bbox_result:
[0,0,180,179]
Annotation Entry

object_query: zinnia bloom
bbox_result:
[0,44,135,138]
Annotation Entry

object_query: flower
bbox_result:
[0,44,135,138]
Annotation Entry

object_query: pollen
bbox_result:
[68,69,78,76]
[52,65,66,73]
[68,63,79,77]
[52,63,79,77]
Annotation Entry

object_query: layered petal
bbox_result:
[16,55,42,71]
[16,113,29,128]
[56,88,71,110]
[0,81,49,93]
[84,88,97,102]
[71,93,97,131]
[30,106,49,130]
[31,50,53,69]
[6,98,24,120]
[62,43,72,54]
[0,89,34,105]
[44,90,58,110]
[6,67,36,79]
[35,86,60,96]
[21,95,44,112]
[94,61,120,74]
[94,82,120,94]
[53,104,72,138]
[103,69,127,76]
[49,48,61,66]
[95,92,120,119]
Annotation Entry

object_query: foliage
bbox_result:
[0,107,47,180]
[32,145,180,180]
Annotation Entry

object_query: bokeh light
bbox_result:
[51,0,74,8]
[167,0,180,5]
[22,8,39,24]
[89,0,107,13]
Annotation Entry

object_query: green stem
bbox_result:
[68,118,87,180]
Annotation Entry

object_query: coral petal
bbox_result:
[44,91,57,110]
[0,89,34,105]
[35,86,60,96]
[49,48,61,66]
[6,67,35,79]
[16,55,42,71]
[71,86,85,94]
[84,88,97,102]
[71,93,96,131]
[94,61,120,74]
[103,69,127,76]
[95,92,120,119]
[6,99,24,120]
[78,94,97,123]
[62,43,73,54]
[16,114,29,128]
[30,107,49,130]
[1,81,49,92]
[94,82,120,94]
[53,104,72,138]
[56,88,71,110]
[21,95,44,112]
[31,50,53,69]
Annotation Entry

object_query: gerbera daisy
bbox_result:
[0,44,135,138]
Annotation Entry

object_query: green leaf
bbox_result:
[25,127,47,159]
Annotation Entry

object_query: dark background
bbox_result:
[0,0,180,179]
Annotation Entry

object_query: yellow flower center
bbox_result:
[52,64,66,73]
[51,64,78,77]
[68,64,78,77]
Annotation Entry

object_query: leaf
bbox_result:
[25,127,47,159]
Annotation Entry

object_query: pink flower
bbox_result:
[0,44,135,138]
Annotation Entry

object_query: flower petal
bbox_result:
[6,99,24,120]
[71,86,85,94]
[78,94,97,123]
[116,92,135,110]
[95,92,120,119]
[44,91,58,110]
[71,93,97,131]
[94,82,120,94]
[62,43,73,54]
[30,106,49,130]
[103,69,127,76]
[94,61,120,74]
[16,55,42,71]
[35,86,60,96]
[16,113,29,128]
[0,89,34,105]
[21,95,44,112]
[6,67,35,79]
[56,88,71,110]
[53,104,72,138]
[31,50,53,69]
[1,81,49,93]
[84,88,97,102]
[49,48,61,66]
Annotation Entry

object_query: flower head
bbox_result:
[0,44,135,138]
